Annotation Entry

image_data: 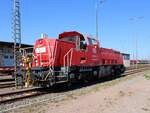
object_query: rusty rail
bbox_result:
[0,66,150,105]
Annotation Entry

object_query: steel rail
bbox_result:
[0,66,150,104]
[0,87,46,104]
[0,65,149,83]
[0,78,15,82]
[0,82,15,88]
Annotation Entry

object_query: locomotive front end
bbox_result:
[32,38,56,68]
[31,37,57,86]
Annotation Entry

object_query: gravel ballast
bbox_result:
[1,70,150,113]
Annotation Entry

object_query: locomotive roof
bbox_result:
[101,47,120,53]
[59,31,85,40]
[0,41,33,48]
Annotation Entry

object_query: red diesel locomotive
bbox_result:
[30,31,125,86]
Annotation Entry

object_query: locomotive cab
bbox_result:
[59,31,88,51]
[59,31,100,66]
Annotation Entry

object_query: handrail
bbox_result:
[21,47,33,56]
[44,40,58,81]
[63,48,74,73]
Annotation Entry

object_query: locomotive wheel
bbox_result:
[67,73,76,86]
[115,69,121,76]
[111,68,115,76]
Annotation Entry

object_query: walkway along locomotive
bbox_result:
[23,31,125,87]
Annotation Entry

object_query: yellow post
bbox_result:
[23,55,32,87]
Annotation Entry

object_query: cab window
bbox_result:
[88,38,97,45]
[80,39,87,50]
[59,36,77,43]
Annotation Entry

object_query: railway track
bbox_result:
[123,66,150,75]
[0,78,15,89]
[0,82,15,88]
[0,87,48,104]
[0,78,14,83]
[0,66,150,105]
[126,64,150,70]
[0,74,14,88]
[0,65,149,88]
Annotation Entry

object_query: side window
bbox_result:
[4,55,8,59]
[88,38,97,45]
[125,55,130,60]
[10,56,14,59]
[80,40,87,50]
[123,54,130,60]
[60,36,77,43]
[88,38,93,45]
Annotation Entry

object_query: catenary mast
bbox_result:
[12,0,23,88]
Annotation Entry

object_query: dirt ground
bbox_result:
[45,71,150,113]
[4,70,150,113]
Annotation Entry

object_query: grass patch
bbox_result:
[144,73,150,80]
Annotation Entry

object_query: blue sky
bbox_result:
[0,0,150,59]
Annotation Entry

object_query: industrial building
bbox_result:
[121,53,130,67]
[0,41,33,67]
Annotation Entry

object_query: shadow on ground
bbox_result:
[39,74,125,93]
